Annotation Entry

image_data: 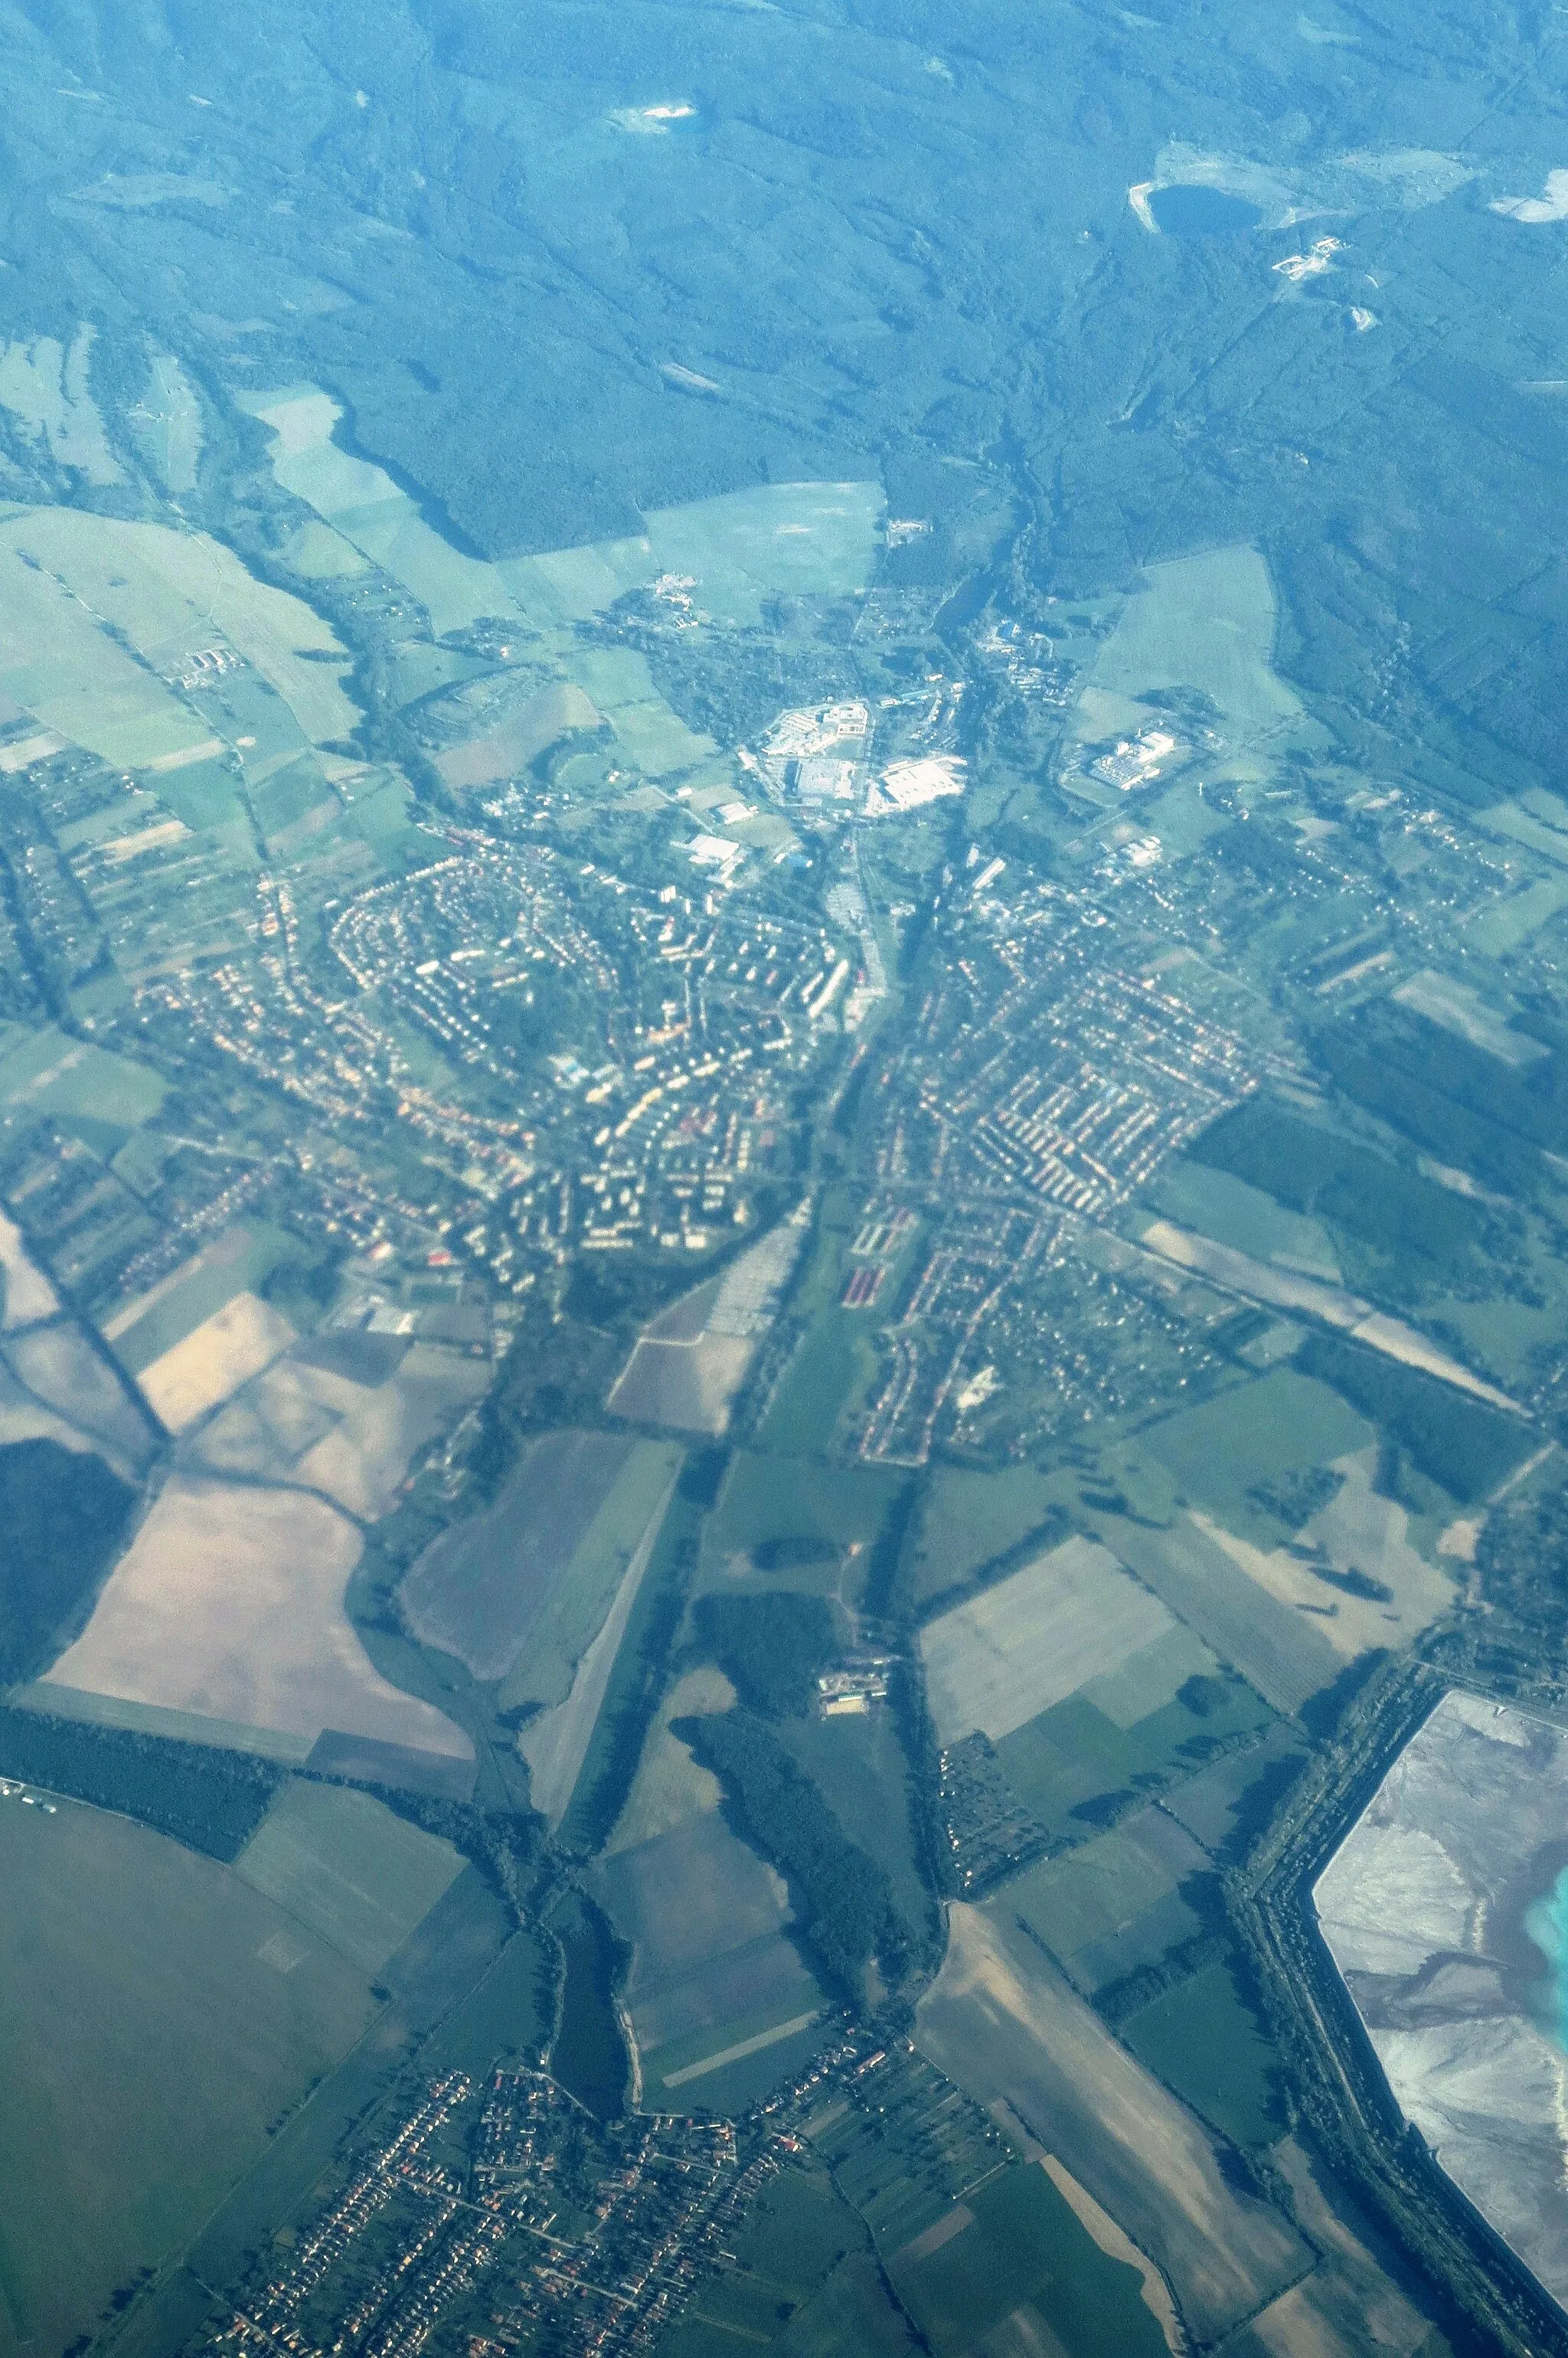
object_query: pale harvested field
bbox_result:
[1142,1219,1520,1411]
[297,1342,491,1519]
[5,1323,154,1472]
[198,1339,491,1518]
[1190,1452,1453,1658]
[606,1333,755,1434]
[138,1291,297,1434]
[47,1473,471,1758]
[0,1364,115,1464]
[920,1535,1173,1744]
[0,1209,57,1328]
[192,1352,343,1476]
[917,1905,1308,2345]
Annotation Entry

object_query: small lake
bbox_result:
[1149,185,1262,238]
[550,1895,630,2119]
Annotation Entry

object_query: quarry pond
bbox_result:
[1316,1689,1568,2312]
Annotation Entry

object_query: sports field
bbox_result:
[0,1794,374,2358]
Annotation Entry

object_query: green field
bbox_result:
[805,2047,1165,2358]
[1121,1962,1285,2150]
[1081,544,1302,746]
[593,1805,824,2105]
[1142,1366,1372,1543]
[780,1707,931,1942]
[0,1024,165,1128]
[642,479,886,627]
[1004,1807,1212,1995]
[420,1924,554,2078]
[105,1220,302,1374]
[888,2161,1167,2358]
[658,2162,917,2358]
[247,384,521,639]
[232,1778,466,1977]
[756,1307,875,1457]
[490,1437,682,1712]
[0,1795,373,2358]
[754,1192,890,1458]
[907,1463,1069,1612]
[995,1673,1274,1849]
[701,1450,908,1600]
[1147,1159,1341,1279]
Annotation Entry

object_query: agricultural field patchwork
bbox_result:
[593,1807,825,2108]
[921,1536,1191,1746]
[0,1793,374,2358]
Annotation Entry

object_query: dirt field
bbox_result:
[137,1290,297,1433]
[916,1904,1308,2345]
[920,1536,1174,1744]
[1230,2140,1438,2358]
[46,1473,472,1758]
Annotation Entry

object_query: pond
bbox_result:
[1148,184,1263,238]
